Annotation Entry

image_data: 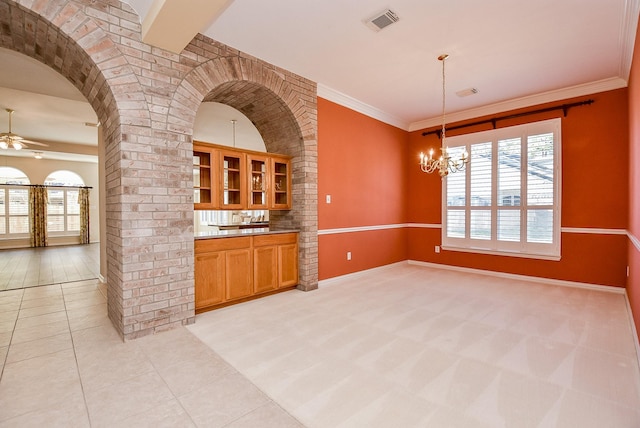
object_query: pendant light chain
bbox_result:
[441,54,446,146]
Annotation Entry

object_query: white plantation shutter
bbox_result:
[442,118,561,259]
[497,137,521,242]
[469,142,492,240]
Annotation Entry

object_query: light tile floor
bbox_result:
[1,263,639,427]
[0,279,301,427]
[0,244,100,291]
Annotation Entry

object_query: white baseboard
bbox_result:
[407,260,625,294]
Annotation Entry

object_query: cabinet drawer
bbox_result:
[253,233,297,247]
[195,236,251,253]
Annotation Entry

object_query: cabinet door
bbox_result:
[247,154,270,209]
[219,150,246,209]
[195,252,225,309]
[225,248,253,300]
[278,243,298,287]
[193,145,218,210]
[253,246,278,293]
[270,156,291,210]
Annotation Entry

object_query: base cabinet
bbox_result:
[195,252,225,308]
[195,233,298,312]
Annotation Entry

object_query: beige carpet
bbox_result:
[189,262,640,428]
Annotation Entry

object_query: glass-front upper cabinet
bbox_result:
[247,154,269,209]
[270,155,291,210]
[193,144,218,210]
[220,150,246,209]
[193,142,292,211]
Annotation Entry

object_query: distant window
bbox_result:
[442,118,561,259]
[45,171,84,235]
[0,167,30,237]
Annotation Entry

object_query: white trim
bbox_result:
[408,77,627,132]
[440,245,561,261]
[624,289,640,376]
[407,223,442,229]
[562,227,628,235]
[317,84,409,130]
[629,231,640,253]
[318,223,406,235]
[407,260,625,294]
[317,261,406,287]
[318,223,631,238]
[619,0,640,80]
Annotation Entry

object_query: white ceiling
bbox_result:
[0,0,637,161]
[127,0,638,130]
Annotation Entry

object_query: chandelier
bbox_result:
[419,54,468,177]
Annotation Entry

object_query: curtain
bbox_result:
[29,185,48,247]
[78,187,90,244]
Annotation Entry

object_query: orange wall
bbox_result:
[406,89,629,287]
[318,98,408,280]
[627,15,640,342]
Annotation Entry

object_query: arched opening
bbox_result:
[1,1,318,339]
[176,53,319,294]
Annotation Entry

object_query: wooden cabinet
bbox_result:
[254,232,298,291]
[279,242,299,287]
[253,246,278,293]
[247,154,270,209]
[193,144,218,210]
[219,150,246,209]
[195,232,298,313]
[195,251,225,308]
[193,142,292,210]
[225,248,253,300]
[271,156,291,210]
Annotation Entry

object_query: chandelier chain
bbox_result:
[418,54,469,177]
[441,55,446,145]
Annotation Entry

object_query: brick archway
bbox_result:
[173,35,319,292]
[0,0,174,338]
[2,1,319,339]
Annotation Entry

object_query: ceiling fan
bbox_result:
[0,108,48,150]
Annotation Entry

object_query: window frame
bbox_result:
[45,171,84,237]
[46,186,81,236]
[0,167,31,239]
[441,118,562,260]
[0,185,31,238]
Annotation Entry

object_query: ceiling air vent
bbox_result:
[365,9,399,32]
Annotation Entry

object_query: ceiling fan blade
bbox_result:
[21,139,49,147]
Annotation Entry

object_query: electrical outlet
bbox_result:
[347,251,351,261]
[326,194,331,204]
[435,246,440,253]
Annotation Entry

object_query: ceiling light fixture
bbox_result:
[419,54,469,177]
[33,151,43,159]
[0,109,48,151]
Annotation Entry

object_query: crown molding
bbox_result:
[318,75,628,133]
[408,77,628,132]
[317,84,409,130]
[619,0,640,80]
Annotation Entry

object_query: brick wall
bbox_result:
[1,0,318,339]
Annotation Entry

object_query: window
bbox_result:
[0,167,30,238]
[45,171,84,236]
[442,118,561,259]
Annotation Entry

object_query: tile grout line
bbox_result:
[0,288,24,382]
[62,284,94,428]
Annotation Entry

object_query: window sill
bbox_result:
[441,245,560,261]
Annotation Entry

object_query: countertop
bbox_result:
[194,228,299,240]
